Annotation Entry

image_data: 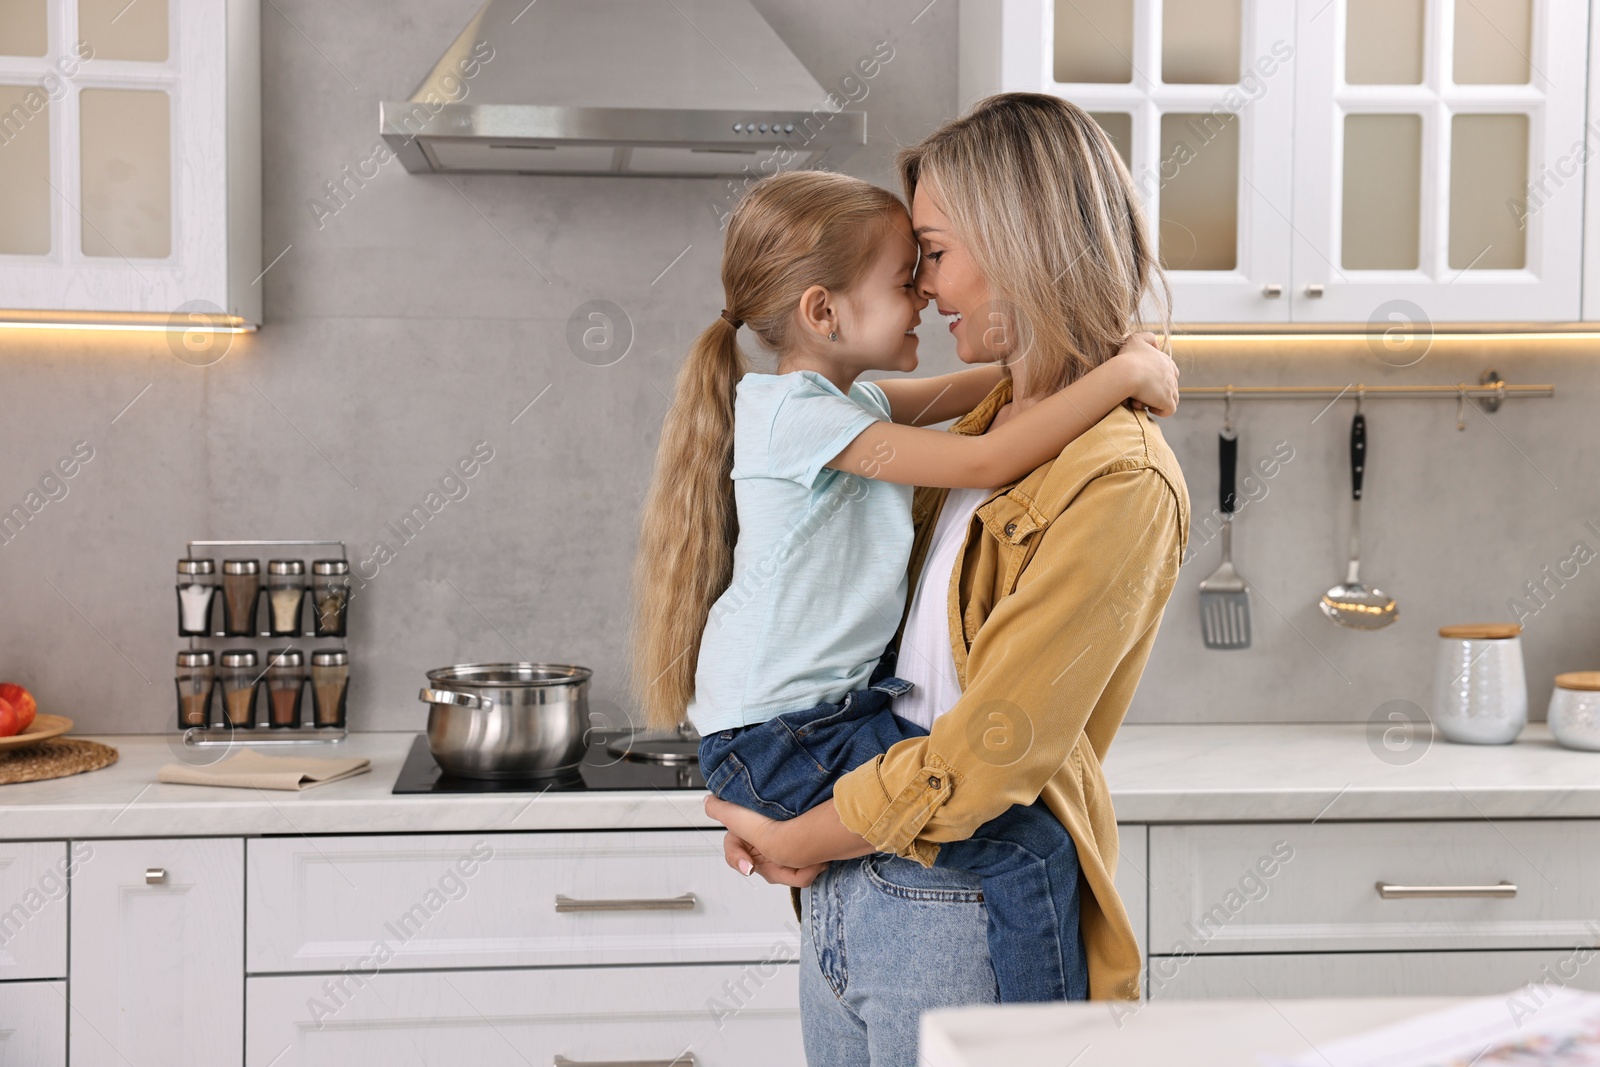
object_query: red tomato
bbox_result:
[0,684,35,732]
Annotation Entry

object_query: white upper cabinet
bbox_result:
[959,0,1589,325]
[0,0,260,327]
[961,0,1298,324]
[1292,0,1587,324]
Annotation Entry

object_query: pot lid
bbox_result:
[425,663,592,687]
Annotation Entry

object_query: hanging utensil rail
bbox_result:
[1178,371,1552,412]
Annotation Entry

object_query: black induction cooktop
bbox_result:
[391,731,707,794]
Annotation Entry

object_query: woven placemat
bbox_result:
[0,738,118,785]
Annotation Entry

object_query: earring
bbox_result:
[828,331,838,342]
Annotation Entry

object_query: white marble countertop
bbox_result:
[0,723,1596,839]
[1105,721,1600,822]
[919,996,1459,1067]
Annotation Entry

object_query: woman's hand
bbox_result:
[704,795,876,870]
[721,831,830,888]
[1115,331,1179,417]
[704,795,800,864]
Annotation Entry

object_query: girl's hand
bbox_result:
[721,831,830,889]
[1115,331,1180,417]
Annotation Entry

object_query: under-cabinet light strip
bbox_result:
[0,320,256,334]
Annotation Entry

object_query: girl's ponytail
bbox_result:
[632,316,746,730]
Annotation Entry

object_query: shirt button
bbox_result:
[927,775,942,789]
[1004,522,1017,537]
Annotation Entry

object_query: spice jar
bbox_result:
[1547,672,1600,752]
[312,560,351,637]
[175,650,215,728]
[1431,623,1527,744]
[265,648,307,728]
[219,649,263,728]
[176,558,218,637]
[221,560,262,637]
[310,649,349,728]
[267,560,308,637]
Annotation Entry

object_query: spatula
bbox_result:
[1199,430,1252,649]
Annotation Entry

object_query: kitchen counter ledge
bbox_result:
[0,724,1596,840]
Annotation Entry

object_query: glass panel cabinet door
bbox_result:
[0,0,257,324]
[962,0,1298,324]
[1291,0,1586,323]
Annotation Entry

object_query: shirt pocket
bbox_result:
[976,492,1051,596]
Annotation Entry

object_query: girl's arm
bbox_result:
[827,342,1177,489]
[873,366,1007,426]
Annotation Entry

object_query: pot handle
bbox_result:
[419,688,487,710]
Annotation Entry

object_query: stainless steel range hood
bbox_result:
[379,0,867,178]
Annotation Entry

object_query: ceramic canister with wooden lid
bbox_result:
[1548,672,1600,751]
[1431,623,1527,744]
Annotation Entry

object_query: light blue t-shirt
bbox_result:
[686,370,914,733]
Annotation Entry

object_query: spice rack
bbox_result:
[178,539,350,747]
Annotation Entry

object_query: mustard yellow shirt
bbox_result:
[832,377,1190,1001]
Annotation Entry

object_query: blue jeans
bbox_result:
[798,853,997,1067]
[697,676,1089,1006]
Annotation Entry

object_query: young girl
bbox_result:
[632,169,1176,1003]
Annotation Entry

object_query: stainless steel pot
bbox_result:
[418,663,591,779]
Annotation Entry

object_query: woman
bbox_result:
[703,93,1191,1063]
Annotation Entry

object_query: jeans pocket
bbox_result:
[863,855,985,903]
[705,753,799,821]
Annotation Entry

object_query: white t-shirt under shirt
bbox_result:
[892,485,995,731]
[686,371,915,734]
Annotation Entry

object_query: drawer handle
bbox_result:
[1375,881,1517,899]
[146,867,167,885]
[555,892,697,913]
[553,1055,694,1067]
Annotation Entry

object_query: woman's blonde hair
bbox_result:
[632,170,903,730]
[897,92,1170,398]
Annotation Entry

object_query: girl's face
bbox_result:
[911,185,1005,365]
[834,210,926,375]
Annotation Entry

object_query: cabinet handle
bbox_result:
[1375,881,1516,899]
[145,867,167,885]
[1305,283,1325,297]
[1262,283,1283,297]
[553,1055,694,1067]
[554,892,697,913]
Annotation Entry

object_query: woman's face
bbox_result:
[911,185,1005,365]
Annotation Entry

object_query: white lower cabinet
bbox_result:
[246,830,799,973]
[0,979,68,1065]
[68,838,243,1067]
[244,962,802,1067]
[38,815,1600,1056]
[1149,949,1600,1000]
[1146,820,1600,1001]
[0,841,72,980]
[1148,821,1600,955]
[1113,824,1148,989]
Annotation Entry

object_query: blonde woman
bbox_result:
[703,94,1191,1064]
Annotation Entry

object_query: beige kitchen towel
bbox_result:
[157,749,370,791]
